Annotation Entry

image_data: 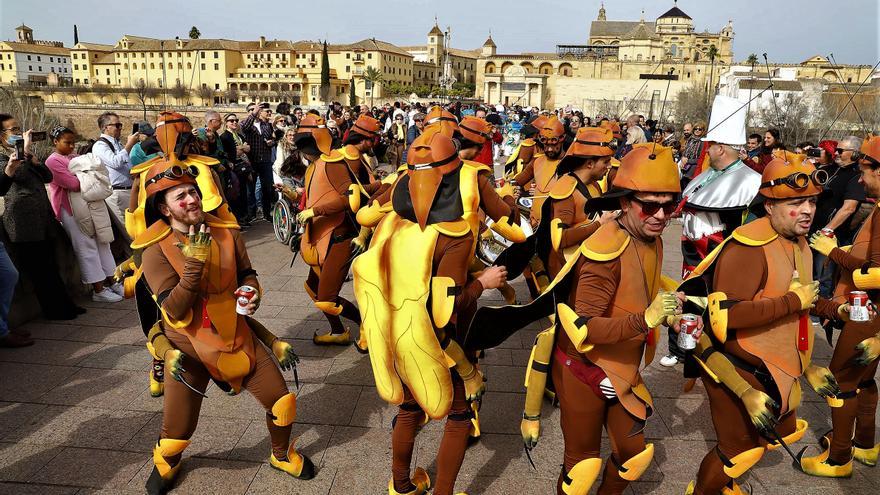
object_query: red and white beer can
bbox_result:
[234,286,257,315]
[495,177,506,188]
[677,314,699,350]
[820,228,835,238]
[849,291,871,322]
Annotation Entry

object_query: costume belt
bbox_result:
[721,351,777,392]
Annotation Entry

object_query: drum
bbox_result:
[476,216,534,266]
[516,196,533,216]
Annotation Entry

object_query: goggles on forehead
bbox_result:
[575,138,618,151]
[407,152,459,172]
[760,169,828,190]
[146,164,200,187]
[539,135,563,145]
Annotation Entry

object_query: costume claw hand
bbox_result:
[351,237,367,256]
[297,208,315,223]
[164,349,186,382]
[520,417,541,449]
[809,232,838,256]
[461,367,486,401]
[645,291,682,328]
[789,281,819,310]
[855,334,880,366]
[741,387,779,433]
[177,224,212,262]
[804,364,842,398]
[272,340,299,371]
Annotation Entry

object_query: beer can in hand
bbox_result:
[677,314,699,350]
[849,291,871,322]
[235,286,257,315]
[820,228,835,238]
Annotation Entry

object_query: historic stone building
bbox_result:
[400,23,479,88]
[0,25,71,86]
[476,2,736,114]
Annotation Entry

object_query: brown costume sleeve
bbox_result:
[478,169,516,208]
[552,196,600,250]
[312,161,353,217]
[362,180,382,196]
[370,181,394,205]
[141,242,205,322]
[713,242,801,328]
[477,173,519,224]
[434,234,483,322]
[812,298,840,321]
[232,230,260,290]
[829,208,880,271]
[514,160,535,187]
[573,259,649,345]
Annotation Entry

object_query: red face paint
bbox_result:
[178,201,187,209]
[789,210,797,217]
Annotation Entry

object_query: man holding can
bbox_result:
[803,134,880,477]
[682,150,851,494]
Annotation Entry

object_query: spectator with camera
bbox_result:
[0,114,84,322]
[93,112,138,227]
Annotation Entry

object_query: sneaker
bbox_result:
[659,354,680,367]
[0,332,34,347]
[93,288,124,303]
[109,282,125,297]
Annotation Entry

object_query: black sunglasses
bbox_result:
[107,123,124,129]
[693,127,705,131]
[226,119,238,123]
[631,197,677,216]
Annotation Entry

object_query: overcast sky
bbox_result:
[1,0,877,65]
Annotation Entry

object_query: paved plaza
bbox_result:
[1,221,878,494]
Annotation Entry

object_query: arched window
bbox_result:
[485,62,496,73]
[558,63,572,76]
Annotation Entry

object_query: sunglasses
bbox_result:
[631,197,677,216]
[693,127,705,131]
[145,165,200,187]
[226,119,238,123]
[107,123,124,129]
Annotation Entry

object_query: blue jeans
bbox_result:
[0,241,19,337]
[814,251,835,300]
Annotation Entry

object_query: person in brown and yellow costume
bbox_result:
[801,135,880,477]
[136,153,313,494]
[680,150,852,494]
[298,114,383,350]
[115,111,239,398]
[514,115,566,227]
[504,114,548,179]
[536,126,617,279]
[466,143,685,494]
[353,132,508,495]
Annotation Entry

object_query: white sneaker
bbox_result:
[93,288,124,303]
[109,282,125,297]
[659,354,680,367]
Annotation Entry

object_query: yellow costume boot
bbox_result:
[799,446,853,478]
[388,467,430,495]
[269,443,316,479]
[312,328,351,346]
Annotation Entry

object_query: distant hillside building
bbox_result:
[0,25,71,86]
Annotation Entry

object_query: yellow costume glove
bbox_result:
[855,333,880,366]
[445,340,485,401]
[164,349,186,382]
[521,416,541,449]
[280,185,299,202]
[740,387,779,433]
[809,231,838,256]
[837,304,851,322]
[788,281,819,310]
[176,225,212,262]
[272,340,299,372]
[296,208,315,223]
[113,256,135,284]
[644,291,681,328]
[804,363,842,398]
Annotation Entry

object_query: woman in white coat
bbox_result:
[45,127,122,303]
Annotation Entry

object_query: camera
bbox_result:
[30,131,47,142]
[11,135,25,158]
[806,148,822,158]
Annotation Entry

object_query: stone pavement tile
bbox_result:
[0,441,63,482]
[252,305,284,319]
[0,402,47,440]
[295,383,362,426]
[245,462,336,495]
[120,386,164,414]
[348,387,396,429]
[286,355,333,384]
[49,307,134,329]
[325,465,390,494]
[750,448,876,493]
[0,482,78,494]
[62,323,145,346]
[641,361,701,399]
[653,397,717,443]
[324,354,376,387]
[480,348,513,366]
[459,474,557,495]
[482,364,525,393]
[509,348,532,366]
[0,339,104,367]
[253,317,313,340]
[0,363,79,402]
[628,479,693,494]
[128,455,261,494]
[320,426,392,471]
[255,275,292,290]
[6,406,154,449]
[11,322,82,341]
[196,386,270,420]
[38,368,148,409]
[75,344,151,372]
[476,391,527,435]
[277,276,310,292]
[29,446,148,489]
[229,421,334,465]
[651,439,714,482]
[124,413,250,459]
[284,338,328,358]
[797,402,834,446]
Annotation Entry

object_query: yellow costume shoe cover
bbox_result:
[854,443,879,466]
[766,418,807,451]
[312,328,351,346]
[353,214,461,419]
[145,438,190,495]
[389,467,431,495]
[561,457,603,495]
[269,443,316,480]
[355,328,369,354]
[799,446,853,478]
